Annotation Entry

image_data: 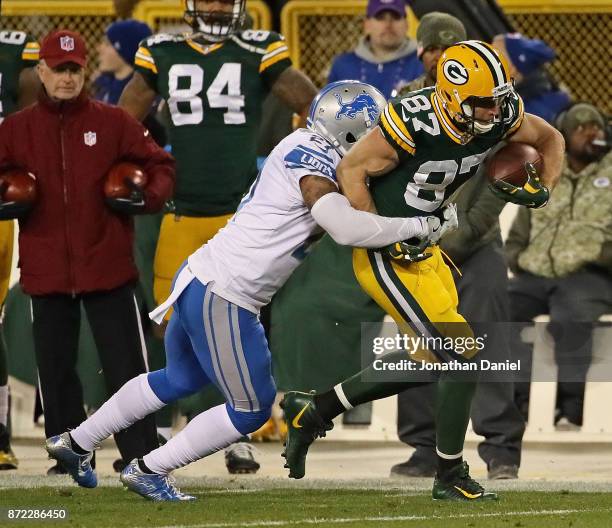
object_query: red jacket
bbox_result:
[0,90,175,296]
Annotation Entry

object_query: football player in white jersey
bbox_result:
[45,80,449,501]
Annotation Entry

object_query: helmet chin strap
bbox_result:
[362,106,373,129]
[313,121,346,156]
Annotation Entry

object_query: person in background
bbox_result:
[94,20,152,105]
[0,27,40,471]
[93,20,167,145]
[395,11,466,95]
[328,0,422,98]
[506,103,612,430]
[492,33,570,124]
[0,28,40,122]
[0,29,175,474]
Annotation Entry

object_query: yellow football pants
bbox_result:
[0,221,14,306]
[153,213,233,317]
[353,245,477,362]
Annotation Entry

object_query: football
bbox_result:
[0,168,37,204]
[104,162,147,199]
[486,142,543,187]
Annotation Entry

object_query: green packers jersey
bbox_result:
[376,86,524,217]
[0,30,39,121]
[135,30,291,216]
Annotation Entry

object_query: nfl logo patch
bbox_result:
[60,36,75,52]
[84,131,97,147]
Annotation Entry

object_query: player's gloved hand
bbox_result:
[106,178,147,215]
[0,198,32,219]
[413,215,441,240]
[382,238,432,263]
[429,203,458,244]
[489,162,549,209]
[0,180,33,220]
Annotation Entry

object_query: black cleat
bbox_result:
[280,391,333,479]
[225,441,260,474]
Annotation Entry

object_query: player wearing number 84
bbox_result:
[122,0,317,316]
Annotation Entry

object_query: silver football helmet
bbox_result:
[184,0,246,42]
[307,80,387,156]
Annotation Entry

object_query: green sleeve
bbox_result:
[134,38,160,91]
[21,33,40,66]
[378,100,416,159]
[257,31,292,89]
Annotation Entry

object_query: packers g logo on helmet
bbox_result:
[442,60,469,85]
[436,40,514,137]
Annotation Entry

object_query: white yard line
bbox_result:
[150,508,611,528]
[192,489,263,495]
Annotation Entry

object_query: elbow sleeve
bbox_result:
[311,192,425,248]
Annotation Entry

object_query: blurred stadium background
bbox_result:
[1,0,610,106]
[1,3,611,521]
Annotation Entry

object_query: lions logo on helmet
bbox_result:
[335,92,381,124]
[435,40,515,137]
[183,0,246,42]
[307,80,386,156]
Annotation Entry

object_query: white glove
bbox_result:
[429,203,458,244]
[412,215,441,240]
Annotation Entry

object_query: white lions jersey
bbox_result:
[188,128,341,313]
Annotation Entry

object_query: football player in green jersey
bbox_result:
[0,29,40,122]
[282,41,565,501]
[119,0,317,472]
[123,0,316,314]
[0,28,40,470]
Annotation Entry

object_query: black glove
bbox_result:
[106,178,147,215]
[381,238,432,263]
[0,180,33,219]
[489,162,549,209]
[0,200,32,220]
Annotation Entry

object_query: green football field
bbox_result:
[1,486,611,528]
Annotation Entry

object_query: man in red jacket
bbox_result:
[0,29,175,475]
